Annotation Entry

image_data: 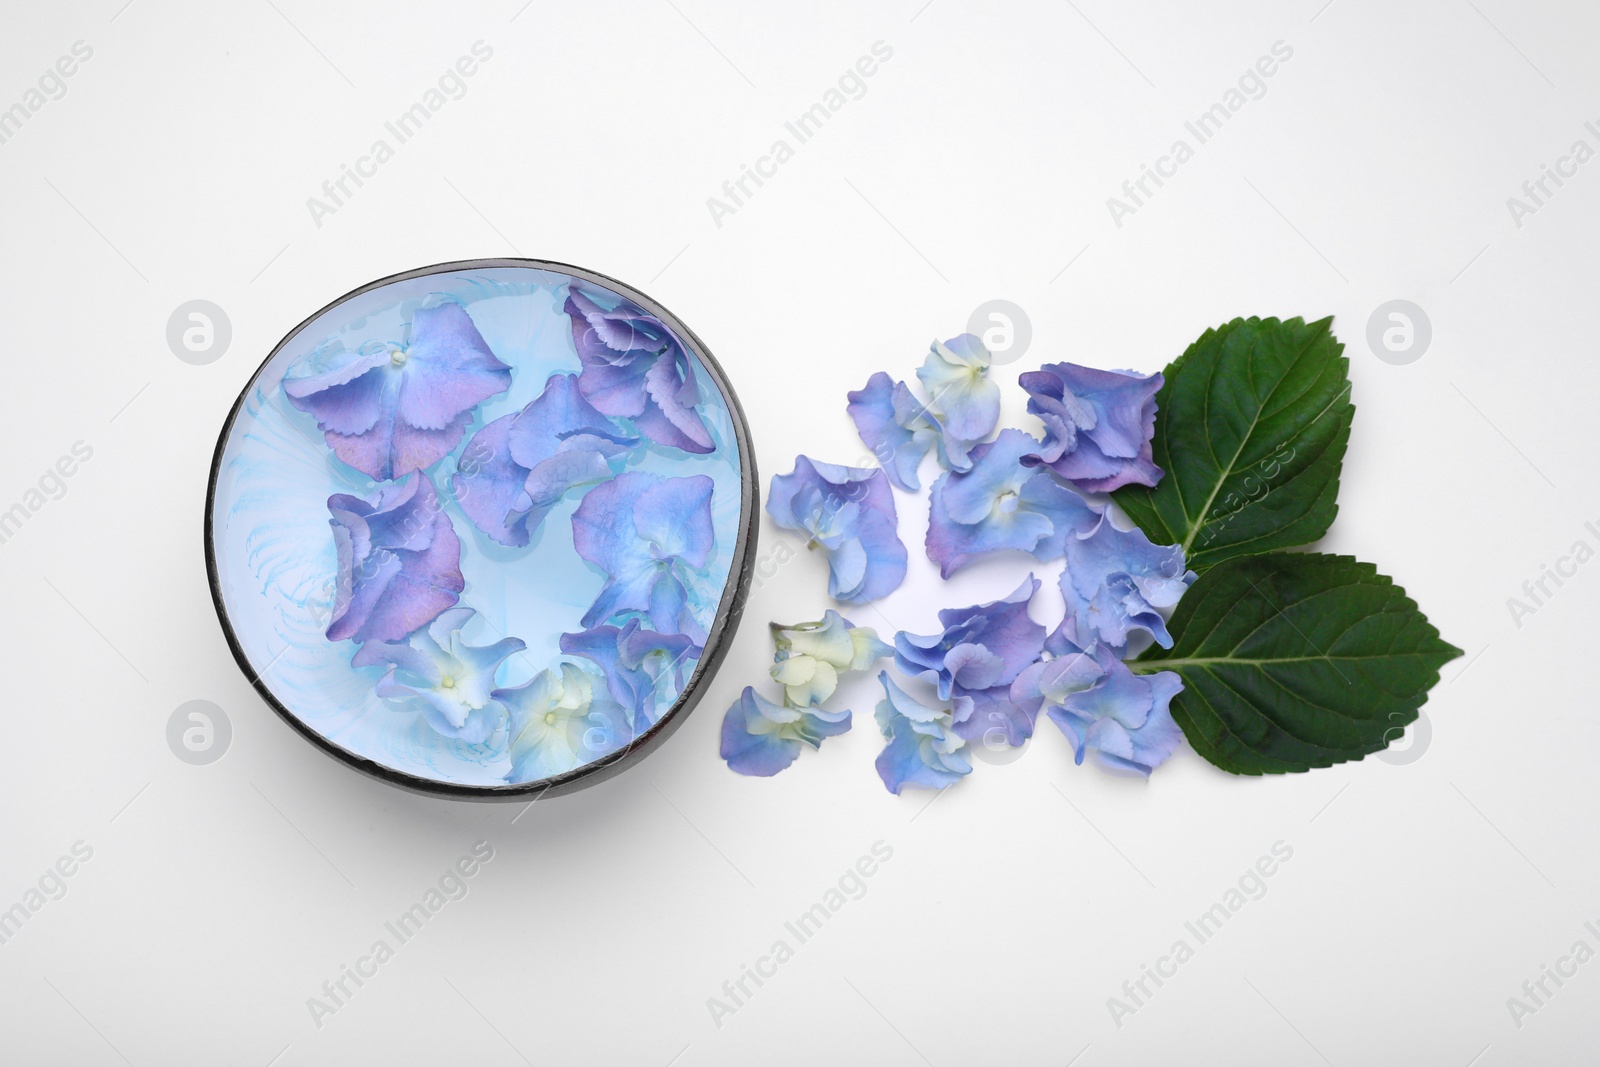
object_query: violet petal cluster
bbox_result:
[564,287,714,454]
[1019,362,1163,492]
[561,619,698,736]
[893,576,1047,748]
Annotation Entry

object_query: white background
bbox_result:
[2,1,1597,1064]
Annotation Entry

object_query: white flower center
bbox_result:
[390,347,409,366]
[439,675,455,689]
[544,711,558,725]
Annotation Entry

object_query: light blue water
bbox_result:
[210,266,743,788]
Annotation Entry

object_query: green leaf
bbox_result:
[1130,552,1461,775]
[1114,316,1355,573]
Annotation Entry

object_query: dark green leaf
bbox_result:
[1130,552,1461,775]
[1114,316,1354,572]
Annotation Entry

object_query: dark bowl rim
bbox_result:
[202,257,759,801]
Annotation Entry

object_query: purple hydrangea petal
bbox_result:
[952,683,1040,748]
[1045,652,1185,775]
[872,672,974,794]
[847,372,939,492]
[284,305,512,481]
[894,575,1046,699]
[766,457,907,604]
[565,287,714,454]
[561,620,697,733]
[720,688,804,776]
[450,412,533,546]
[925,432,1101,578]
[326,474,464,643]
[396,303,514,431]
[572,471,715,643]
[1051,516,1196,653]
[1019,362,1163,492]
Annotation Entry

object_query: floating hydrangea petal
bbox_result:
[925,431,1103,578]
[565,287,714,454]
[1019,362,1163,492]
[325,474,464,644]
[766,457,907,604]
[720,686,852,777]
[498,662,631,783]
[873,672,974,794]
[917,334,999,456]
[572,471,715,643]
[560,620,697,734]
[847,372,940,492]
[352,607,524,743]
[452,374,635,547]
[1050,516,1195,654]
[284,303,512,481]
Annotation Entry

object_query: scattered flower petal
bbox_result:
[284,303,512,481]
[1019,362,1163,492]
[720,686,852,777]
[352,607,524,744]
[326,473,464,644]
[1050,516,1195,654]
[847,372,941,492]
[1011,644,1184,775]
[925,430,1102,578]
[873,672,973,793]
[769,610,893,706]
[917,334,999,465]
[766,457,907,604]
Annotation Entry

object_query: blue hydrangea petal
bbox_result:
[952,683,1039,747]
[1019,362,1163,492]
[847,372,938,492]
[917,334,999,447]
[720,688,851,777]
[766,457,907,604]
[1054,516,1196,652]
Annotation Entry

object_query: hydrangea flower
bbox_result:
[1019,362,1163,492]
[571,471,715,644]
[564,287,714,454]
[498,662,632,783]
[1050,516,1195,654]
[1010,644,1184,775]
[926,429,1102,578]
[720,687,853,777]
[352,607,524,744]
[767,457,907,604]
[452,374,636,547]
[284,302,513,481]
[893,576,1046,747]
[325,473,464,644]
[560,620,698,734]
[846,372,941,491]
[917,334,999,470]
[770,610,893,706]
[874,672,974,794]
